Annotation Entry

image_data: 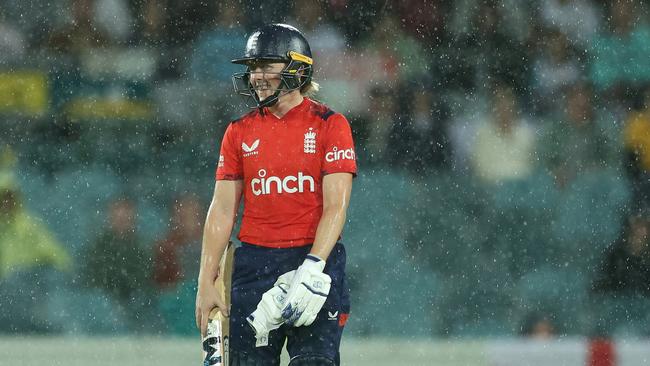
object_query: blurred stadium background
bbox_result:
[1,0,650,364]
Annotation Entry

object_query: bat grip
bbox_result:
[209,307,222,319]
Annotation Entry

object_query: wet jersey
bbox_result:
[215,97,357,248]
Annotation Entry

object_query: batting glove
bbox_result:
[246,270,295,347]
[281,254,331,327]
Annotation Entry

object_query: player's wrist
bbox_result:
[198,275,218,289]
[303,254,325,272]
[306,253,324,262]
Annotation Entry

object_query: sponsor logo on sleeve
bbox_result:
[218,155,225,168]
[325,146,355,162]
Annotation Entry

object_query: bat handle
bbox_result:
[202,308,225,366]
[209,307,221,319]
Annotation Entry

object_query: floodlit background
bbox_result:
[1,0,650,364]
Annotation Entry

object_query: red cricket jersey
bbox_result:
[215,97,357,248]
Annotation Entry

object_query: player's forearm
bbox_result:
[310,206,347,261]
[197,210,236,287]
[198,180,242,287]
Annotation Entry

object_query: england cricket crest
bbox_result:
[304,128,316,154]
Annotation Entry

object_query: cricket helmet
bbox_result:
[231,23,313,108]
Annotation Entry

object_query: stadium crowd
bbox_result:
[0,0,649,337]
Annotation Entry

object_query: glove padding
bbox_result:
[246,270,295,346]
[281,254,331,327]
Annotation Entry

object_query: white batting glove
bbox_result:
[246,270,295,347]
[281,254,331,327]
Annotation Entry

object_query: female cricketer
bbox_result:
[195,23,356,366]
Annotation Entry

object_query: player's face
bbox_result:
[248,62,286,101]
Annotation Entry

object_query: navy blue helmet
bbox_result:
[232,24,313,108]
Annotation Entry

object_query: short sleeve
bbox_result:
[321,114,358,176]
[215,123,243,180]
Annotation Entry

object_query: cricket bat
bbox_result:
[202,241,235,366]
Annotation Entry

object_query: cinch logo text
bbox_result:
[251,169,315,196]
[325,147,355,162]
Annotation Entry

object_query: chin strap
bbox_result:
[255,87,295,114]
[256,89,282,113]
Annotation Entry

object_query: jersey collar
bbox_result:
[264,97,310,120]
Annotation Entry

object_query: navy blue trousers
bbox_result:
[229,242,350,365]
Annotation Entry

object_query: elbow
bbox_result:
[205,208,237,231]
[322,204,348,221]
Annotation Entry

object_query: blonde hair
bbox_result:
[301,80,320,97]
